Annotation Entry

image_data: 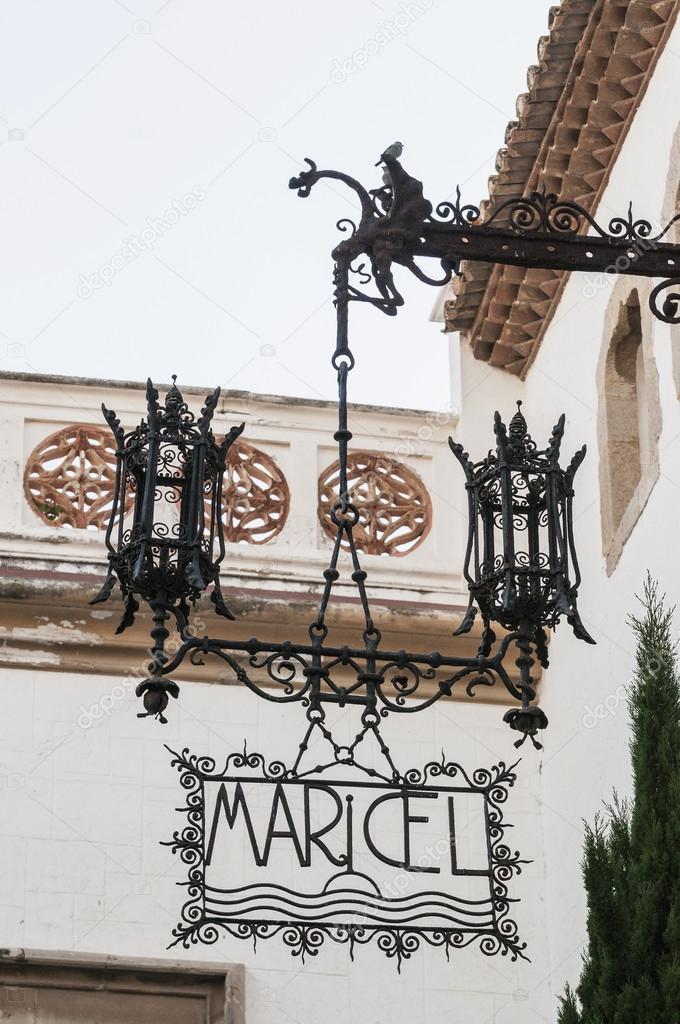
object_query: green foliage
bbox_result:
[557,985,581,1024]
[558,576,680,1023]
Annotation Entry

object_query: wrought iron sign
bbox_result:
[90,142,680,968]
[165,742,527,970]
[92,144,680,750]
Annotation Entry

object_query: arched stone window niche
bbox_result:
[662,121,680,399]
[597,284,661,575]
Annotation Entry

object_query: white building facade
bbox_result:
[2,1,680,1021]
[445,0,680,1007]
[0,372,549,1022]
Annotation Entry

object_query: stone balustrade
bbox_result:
[0,371,506,699]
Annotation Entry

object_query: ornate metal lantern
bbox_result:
[450,402,594,744]
[91,377,243,720]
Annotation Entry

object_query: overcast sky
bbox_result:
[0,0,552,409]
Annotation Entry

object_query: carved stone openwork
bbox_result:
[318,451,432,556]
[220,439,290,544]
[24,424,128,530]
[25,426,290,544]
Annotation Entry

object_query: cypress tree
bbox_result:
[557,576,680,1023]
[557,985,580,1024]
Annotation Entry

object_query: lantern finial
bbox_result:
[508,400,529,453]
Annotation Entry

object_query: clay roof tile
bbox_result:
[445,0,680,377]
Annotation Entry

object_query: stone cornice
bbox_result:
[0,558,526,706]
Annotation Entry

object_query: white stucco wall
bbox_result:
[0,666,551,1023]
[4,16,680,1024]
[0,376,551,1023]
[456,13,680,1010]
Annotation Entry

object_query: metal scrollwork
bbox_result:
[290,148,680,327]
[96,144,654,744]
[164,744,528,971]
[650,278,680,324]
[429,186,481,226]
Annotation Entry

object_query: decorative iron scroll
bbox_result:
[221,439,290,544]
[164,744,528,971]
[288,153,680,323]
[24,424,128,529]
[318,451,431,556]
[93,146,598,748]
